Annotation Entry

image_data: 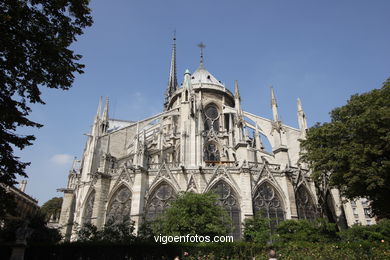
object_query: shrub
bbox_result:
[243,214,271,244]
[338,218,390,242]
[275,218,337,243]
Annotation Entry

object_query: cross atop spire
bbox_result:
[164,33,178,110]
[197,42,206,68]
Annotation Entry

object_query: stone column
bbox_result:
[130,168,148,233]
[285,177,298,219]
[58,188,75,241]
[239,168,254,226]
[91,173,111,229]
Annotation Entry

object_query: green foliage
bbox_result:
[243,214,271,244]
[40,197,63,221]
[338,218,390,243]
[77,219,136,243]
[275,218,337,243]
[301,78,390,218]
[0,212,61,244]
[0,0,92,219]
[151,192,232,237]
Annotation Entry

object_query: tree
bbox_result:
[0,0,92,219]
[40,197,63,221]
[243,214,271,244]
[76,219,136,243]
[275,219,337,243]
[300,79,390,218]
[151,192,232,237]
[0,211,62,244]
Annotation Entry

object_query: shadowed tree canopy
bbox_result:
[0,0,92,219]
[300,79,390,218]
[40,197,63,221]
[151,192,232,237]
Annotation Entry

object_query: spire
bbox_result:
[102,97,109,122]
[234,80,241,101]
[101,97,109,133]
[197,42,206,69]
[95,96,102,122]
[164,34,178,110]
[234,80,242,113]
[271,87,279,122]
[297,98,308,132]
[182,69,192,102]
[255,123,262,150]
[92,97,102,136]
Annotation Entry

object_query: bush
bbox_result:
[338,218,390,242]
[0,212,61,244]
[243,214,271,244]
[76,219,135,243]
[275,218,337,243]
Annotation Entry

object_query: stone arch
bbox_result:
[296,185,317,221]
[145,181,177,221]
[82,189,95,225]
[253,181,286,231]
[209,180,241,240]
[105,184,132,224]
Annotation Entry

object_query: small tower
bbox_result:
[297,98,308,137]
[271,87,279,122]
[101,97,109,133]
[164,35,178,110]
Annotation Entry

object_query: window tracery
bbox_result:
[82,190,95,225]
[211,181,241,240]
[253,182,285,231]
[106,186,132,224]
[296,186,317,221]
[145,183,176,221]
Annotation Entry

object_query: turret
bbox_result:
[164,36,178,110]
[271,87,279,122]
[182,69,191,103]
[297,98,308,137]
[101,97,109,133]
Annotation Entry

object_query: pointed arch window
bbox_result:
[145,183,176,221]
[211,181,241,240]
[253,182,285,231]
[204,142,220,162]
[82,190,95,225]
[106,186,132,224]
[204,104,219,132]
[296,185,317,221]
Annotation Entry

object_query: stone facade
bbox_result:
[58,41,363,241]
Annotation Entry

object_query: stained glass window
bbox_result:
[296,186,317,221]
[82,190,95,225]
[106,186,132,224]
[204,142,220,162]
[204,104,219,132]
[211,181,241,240]
[145,183,176,221]
[253,182,285,231]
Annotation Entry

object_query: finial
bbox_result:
[197,42,206,68]
[234,80,240,100]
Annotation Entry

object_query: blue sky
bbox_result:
[16,0,390,204]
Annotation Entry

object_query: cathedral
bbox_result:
[58,39,372,241]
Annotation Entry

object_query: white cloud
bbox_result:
[50,154,74,165]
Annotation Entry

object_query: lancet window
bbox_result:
[296,185,317,221]
[82,190,95,225]
[211,181,241,240]
[145,182,176,221]
[204,104,219,132]
[106,186,132,224]
[253,182,285,231]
